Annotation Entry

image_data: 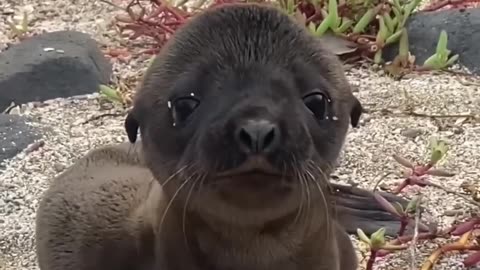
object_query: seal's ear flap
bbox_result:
[125,110,139,143]
[350,96,363,128]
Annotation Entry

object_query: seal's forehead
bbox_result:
[139,3,352,104]
[162,4,310,69]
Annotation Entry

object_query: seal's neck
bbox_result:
[148,180,336,270]
[179,205,330,270]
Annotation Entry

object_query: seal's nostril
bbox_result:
[235,120,280,154]
[238,128,254,151]
[262,127,276,151]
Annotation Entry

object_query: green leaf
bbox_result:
[384,13,395,34]
[405,195,422,213]
[404,0,422,15]
[99,84,123,104]
[376,16,390,44]
[445,54,459,67]
[308,22,317,34]
[370,227,386,249]
[423,54,440,69]
[391,7,403,29]
[393,0,402,10]
[334,17,354,33]
[398,28,409,59]
[429,138,449,164]
[393,0,402,11]
[286,0,296,14]
[391,16,399,31]
[399,0,421,28]
[21,11,29,32]
[328,0,339,29]
[374,49,383,64]
[352,7,378,34]
[436,30,449,56]
[335,16,342,30]
[357,228,371,244]
[385,28,404,45]
[315,13,334,36]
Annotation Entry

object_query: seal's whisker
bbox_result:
[300,164,313,231]
[182,171,201,254]
[292,164,305,225]
[158,173,193,235]
[291,155,304,225]
[162,164,190,187]
[305,161,332,241]
[307,160,333,190]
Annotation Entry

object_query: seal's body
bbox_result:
[36,3,366,270]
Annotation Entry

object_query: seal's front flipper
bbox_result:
[330,183,430,237]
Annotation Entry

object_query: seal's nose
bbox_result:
[235,119,280,154]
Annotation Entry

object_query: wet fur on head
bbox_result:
[124,3,363,227]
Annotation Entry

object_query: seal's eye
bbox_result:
[171,97,200,123]
[303,92,329,120]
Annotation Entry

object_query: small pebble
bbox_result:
[401,128,423,138]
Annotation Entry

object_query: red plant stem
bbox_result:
[393,179,409,194]
[146,6,167,20]
[163,21,184,26]
[398,219,408,237]
[424,163,434,171]
[142,20,176,34]
[464,250,480,267]
[164,5,189,22]
[397,232,438,244]
[366,249,377,270]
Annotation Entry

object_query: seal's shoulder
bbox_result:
[50,142,150,188]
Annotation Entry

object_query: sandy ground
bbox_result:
[1,0,479,269]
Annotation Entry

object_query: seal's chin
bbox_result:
[186,157,312,225]
[214,172,292,198]
[194,173,299,225]
[205,169,296,217]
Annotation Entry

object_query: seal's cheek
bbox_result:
[304,116,348,164]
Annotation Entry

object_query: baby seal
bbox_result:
[36,3,363,270]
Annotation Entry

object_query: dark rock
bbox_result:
[0,114,41,167]
[0,30,112,112]
[383,8,480,74]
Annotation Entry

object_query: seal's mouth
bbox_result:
[212,156,289,190]
[216,155,284,178]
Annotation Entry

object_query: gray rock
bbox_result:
[0,30,112,112]
[401,128,423,138]
[0,114,41,167]
[384,8,480,74]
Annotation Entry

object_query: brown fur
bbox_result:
[35,3,363,270]
[36,142,358,270]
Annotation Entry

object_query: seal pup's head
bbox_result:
[125,3,362,227]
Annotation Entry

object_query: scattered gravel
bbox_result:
[1,0,480,270]
[341,67,480,270]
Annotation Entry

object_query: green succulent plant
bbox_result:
[423,30,459,70]
[99,84,124,104]
[7,11,30,38]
